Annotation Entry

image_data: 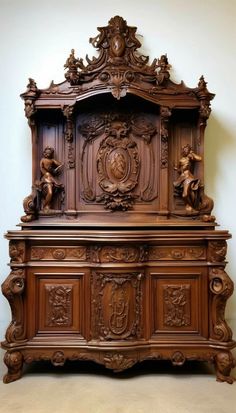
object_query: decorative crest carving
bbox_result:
[64,16,171,98]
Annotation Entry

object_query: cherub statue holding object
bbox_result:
[174,144,202,213]
[38,146,64,213]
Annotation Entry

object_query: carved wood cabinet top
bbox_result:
[19,15,215,228]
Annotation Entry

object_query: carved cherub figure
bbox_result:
[174,144,202,213]
[38,147,64,212]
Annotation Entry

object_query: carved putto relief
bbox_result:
[174,144,213,216]
[36,147,64,214]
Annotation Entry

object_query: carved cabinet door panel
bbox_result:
[149,267,208,338]
[26,267,88,340]
[91,270,144,341]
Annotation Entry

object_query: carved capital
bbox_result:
[208,241,227,262]
[209,268,234,342]
[9,241,25,264]
[1,269,26,343]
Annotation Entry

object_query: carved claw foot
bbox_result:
[3,351,23,383]
[215,352,236,384]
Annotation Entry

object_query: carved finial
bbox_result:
[156,54,170,85]
[26,78,38,95]
[198,75,207,90]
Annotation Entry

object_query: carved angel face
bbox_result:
[43,147,54,158]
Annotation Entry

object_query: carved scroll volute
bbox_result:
[209,267,234,342]
[1,269,26,344]
[160,106,171,169]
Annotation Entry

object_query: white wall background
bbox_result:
[0,0,236,339]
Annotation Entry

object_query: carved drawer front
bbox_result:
[150,268,207,337]
[149,245,206,261]
[30,246,87,261]
[91,270,144,341]
[27,269,86,338]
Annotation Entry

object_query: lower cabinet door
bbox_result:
[27,267,88,339]
[149,266,208,338]
[91,269,145,341]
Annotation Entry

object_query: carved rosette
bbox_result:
[1,269,26,343]
[92,271,143,340]
[208,241,227,262]
[171,351,185,366]
[209,268,234,342]
[97,121,140,210]
[160,106,171,168]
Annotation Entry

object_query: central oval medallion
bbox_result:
[107,148,129,182]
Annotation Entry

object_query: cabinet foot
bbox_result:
[215,351,236,384]
[3,351,23,383]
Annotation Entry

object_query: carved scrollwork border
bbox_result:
[209,267,234,342]
[1,269,26,344]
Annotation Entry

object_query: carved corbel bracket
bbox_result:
[1,269,26,344]
[208,241,227,262]
[209,267,234,342]
[160,106,172,168]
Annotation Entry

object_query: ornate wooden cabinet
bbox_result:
[2,16,235,383]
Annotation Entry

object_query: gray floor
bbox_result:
[1,337,236,413]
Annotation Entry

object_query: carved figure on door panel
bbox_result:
[37,147,64,213]
[174,144,202,213]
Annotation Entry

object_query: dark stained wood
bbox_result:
[1,16,235,384]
